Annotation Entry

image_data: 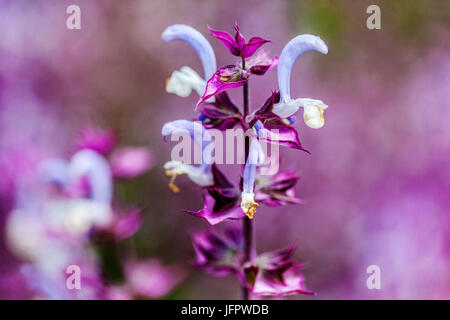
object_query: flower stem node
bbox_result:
[240,192,259,219]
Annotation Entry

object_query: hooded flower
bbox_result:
[192,227,244,275]
[249,92,308,152]
[161,120,214,192]
[272,34,329,129]
[162,24,216,99]
[36,149,115,236]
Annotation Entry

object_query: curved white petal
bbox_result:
[277,34,328,105]
[162,24,217,80]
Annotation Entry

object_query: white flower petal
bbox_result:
[166,66,206,97]
[164,160,212,191]
[273,99,302,118]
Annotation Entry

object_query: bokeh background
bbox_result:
[1,0,449,299]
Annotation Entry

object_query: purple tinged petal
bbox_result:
[247,50,278,75]
[223,227,244,250]
[208,26,240,56]
[250,92,309,151]
[238,245,315,297]
[75,127,116,156]
[213,92,240,114]
[258,243,297,271]
[277,34,328,103]
[241,37,271,58]
[192,227,244,275]
[249,91,280,125]
[162,24,217,79]
[110,147,153,178]
[250,55,278,75]
[233,23,246,48]
[261,122,309,152]
[250,64,271,75]
[198,103,242,130]
[197,67,248,105]
[211,163,235,189]
[251,265,315,296]
[256,170,304,206]
[185,193,245,225]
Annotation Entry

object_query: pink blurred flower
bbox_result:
[110,147,153,178]
[75,127,116,156]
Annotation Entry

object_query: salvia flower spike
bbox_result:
[162,23,329,298]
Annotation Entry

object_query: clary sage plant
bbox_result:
[162,23,328,299]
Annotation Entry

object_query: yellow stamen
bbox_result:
[165,169,180,193]
[168,182,180,193]
[318,106,325,120]
[245,202,259,219]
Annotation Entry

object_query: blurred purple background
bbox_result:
[1,0,449,299]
